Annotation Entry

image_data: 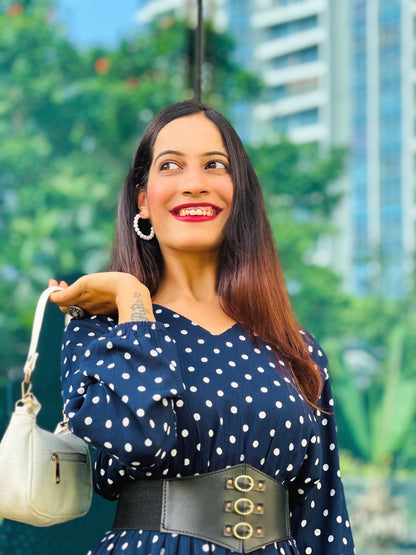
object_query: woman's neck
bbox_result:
[152,250,236,334]
[153,250,218,306]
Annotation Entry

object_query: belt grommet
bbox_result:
[234,474,254,492]
[234,498,254,515]
[233,522,253,540]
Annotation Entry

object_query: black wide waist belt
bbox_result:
[113,464,291,553]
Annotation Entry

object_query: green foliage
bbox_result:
[248,139,345,215]
[248,140,349,339]
[0,0,261,373]
[325,295,416,469]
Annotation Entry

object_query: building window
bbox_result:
[273,108,319,132]
[265,15,318,41]
[272,46,319,69]
[270,77,320,101]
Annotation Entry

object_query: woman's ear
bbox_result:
[137,189,150,219]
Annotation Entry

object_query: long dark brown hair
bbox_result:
[110,101,322,408]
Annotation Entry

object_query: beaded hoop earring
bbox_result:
[133,213,155,241]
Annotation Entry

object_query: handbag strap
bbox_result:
[22,286,63,390]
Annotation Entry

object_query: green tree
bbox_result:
[247,139,349,340]
[0,0,261,373]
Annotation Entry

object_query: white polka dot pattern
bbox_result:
[61,307,355,555]
[61,317,185,474]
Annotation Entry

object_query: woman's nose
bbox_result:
[182,166,208,195]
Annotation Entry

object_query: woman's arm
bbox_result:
[49,273,185,470]
[60,315,184,469]
[49,272,155,324]
[290,338,355,554]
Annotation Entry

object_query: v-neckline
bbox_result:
[152,304,239,337]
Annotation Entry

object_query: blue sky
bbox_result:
[57,0,140,49]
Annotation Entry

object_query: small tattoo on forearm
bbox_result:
[129,292,150,321]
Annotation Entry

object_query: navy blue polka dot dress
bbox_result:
[61,305,354,555]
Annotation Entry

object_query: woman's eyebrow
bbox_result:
[203,150,229,159]
[153,149,230,163]
[153,150,183,163]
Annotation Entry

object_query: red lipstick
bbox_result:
[170,203,222,222]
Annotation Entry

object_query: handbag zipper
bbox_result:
[51,452,89,484]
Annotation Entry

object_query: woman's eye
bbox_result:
[206,160,227,170]
[160,161,180,171]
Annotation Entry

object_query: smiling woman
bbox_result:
[136,114,233,263]
[48,101,354,555]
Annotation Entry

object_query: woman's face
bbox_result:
[138,114,233,256]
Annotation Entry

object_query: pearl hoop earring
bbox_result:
[133,213,155,241]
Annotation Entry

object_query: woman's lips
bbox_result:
[171,204,222,221]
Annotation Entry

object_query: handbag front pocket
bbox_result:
[51,451,90,484]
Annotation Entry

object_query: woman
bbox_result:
[50,101,354,554]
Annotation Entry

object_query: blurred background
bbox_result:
[0,0,415,553]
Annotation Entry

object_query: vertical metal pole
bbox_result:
[195,0,204,102]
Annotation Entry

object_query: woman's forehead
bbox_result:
[153,114,226,156]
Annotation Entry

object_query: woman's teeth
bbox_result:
[177,207,217,217]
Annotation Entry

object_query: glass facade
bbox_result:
[255,2,322,136]
[273,108,319,131]
[350,0,369,294]
[226,0,255,141]
[270,77,319,101]
[276,0,306,5]
[264,15,318,41]
[227,0,253,67]
[271,45,319,69]
[378,0,403,295]
[350,0,404,296]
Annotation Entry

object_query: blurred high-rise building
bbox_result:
[136,0,415,297]
[347,0,414,297]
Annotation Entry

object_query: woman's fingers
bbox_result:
[48,279,69,313]
[48,279,69,289]
[48,272,145,316]
[48,281,81,312]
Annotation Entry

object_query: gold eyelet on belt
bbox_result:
[224,525,233,536]
[233,522,254,540]
[234,497,254,515]
[234,474,254,492]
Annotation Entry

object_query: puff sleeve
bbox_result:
[60,315,185,470]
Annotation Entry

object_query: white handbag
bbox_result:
[0,286,93,526]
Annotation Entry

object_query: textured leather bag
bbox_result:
[0,286,93,526]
